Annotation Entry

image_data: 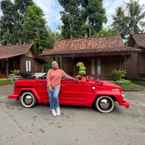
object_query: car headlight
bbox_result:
[121,91,126,97]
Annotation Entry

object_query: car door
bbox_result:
[35,79,48,103]
[59,80,94,106]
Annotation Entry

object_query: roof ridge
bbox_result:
[0,44,33,59]
[57,35,121,42]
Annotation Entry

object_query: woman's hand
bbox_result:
[48,85,53,91]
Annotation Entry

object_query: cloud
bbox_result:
[0,0,145,31]
[34,0,62,31]
[35,0,127,31]
[103,0,124,25]
[0,0,2,16]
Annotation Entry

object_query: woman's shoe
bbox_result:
[56,107,61,116]
[51,109,57,117]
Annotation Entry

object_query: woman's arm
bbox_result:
[62,70,76,80]
[64,73,76,80]
[47,70,52,90]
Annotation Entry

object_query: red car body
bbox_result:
[8,79,129,112]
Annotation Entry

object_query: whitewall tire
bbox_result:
[20,92,36,108]
[95,96,115,113]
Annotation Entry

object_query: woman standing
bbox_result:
[47,61,75,116]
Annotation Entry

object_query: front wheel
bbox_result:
[95,96,115,113]
[20,92,36,108]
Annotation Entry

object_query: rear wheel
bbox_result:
[20,92,36,108]
[95,96,115,113]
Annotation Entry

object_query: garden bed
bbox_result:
[113,80,145,91]
[0,79,13,86]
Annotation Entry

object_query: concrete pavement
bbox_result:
[0,85,145,145]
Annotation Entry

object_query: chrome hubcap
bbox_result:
[99,98,112,110]
[24,95,33,105]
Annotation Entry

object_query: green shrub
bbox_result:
[44,63,51,72]
[112,69,126,81]
[115,79,131,88]
[10,69,20,75]
[0,79,12,86]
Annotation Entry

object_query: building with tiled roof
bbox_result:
[42,35,141,79]
[0,44,44,77]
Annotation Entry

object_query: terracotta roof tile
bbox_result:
[0,44,32,59]
[131,33,145,48]
[54,35,124,51]
[42,36,139,56]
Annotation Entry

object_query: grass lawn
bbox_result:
[0,79,13,86]
[113,79,145,91]
[132,80,145,86]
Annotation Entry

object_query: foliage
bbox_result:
[0,0,18,44]
[15,0,33,14]
[23,5,52,53]
[112,69,126,81]
[81,0,107,37]
[0,79,12,86]
[112,0,145,38]
[132,80,145,86]
[76,62,87,75]
[96,27,118,37]
[0,0,56,53]
[10,69,20,75]
[59,0,106,38]
[43,63,51,72]
[114,79,131,88]
[113,79,144,91]
[59,0,83,38]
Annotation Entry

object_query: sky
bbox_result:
[0,0,145,31]
[33,0,145,31]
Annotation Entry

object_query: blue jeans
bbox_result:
[48,86,60,109]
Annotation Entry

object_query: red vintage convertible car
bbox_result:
[8,76,129,113]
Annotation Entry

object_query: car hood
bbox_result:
[96,80,122,89]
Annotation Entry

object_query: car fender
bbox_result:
[18,88,41,102]
[94,90,119,102]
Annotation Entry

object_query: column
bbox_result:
[6,59,9,77]
[91,59,95,75]
[97,58,101,79]
[59,56,63,68]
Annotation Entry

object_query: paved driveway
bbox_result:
[0,85,145,145]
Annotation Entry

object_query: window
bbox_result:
[25,60,32,72]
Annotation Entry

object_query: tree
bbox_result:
[23,5,54,53]
[0,0,33,44]
[112,0,145,38]
[127,0,145,32]
[15,0,33,15]
[59,0,106,38]
[0,0,56,53]
[59,0,83,38]
[112,7,129,38]
[0,0,17,44]
[81,0,107,37]
[96,27,118,37]
[14,0,34,43]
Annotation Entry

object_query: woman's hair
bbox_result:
[51,61,58,66]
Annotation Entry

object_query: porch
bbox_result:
[56,54,129,79]
[42,36,140,79]
[0,57,21,77]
